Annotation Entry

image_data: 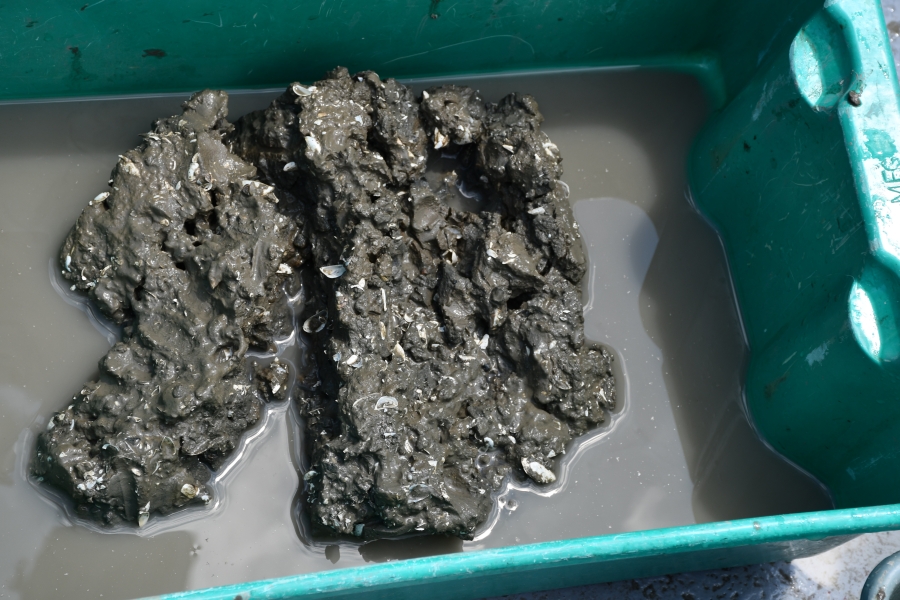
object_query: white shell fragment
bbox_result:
[303,310,328,334]
[502,144,515,153]
[486,249,499,259]
[137,502,151,527]
[121,158,140,176]
[319,264,346,278]
[433,128,449,150]
[187,161,199,181]
[345,354,359,366]
[478,334,489,350]
[283,161,298,172]
[527,206,546,215]
[392,343,406,361]
[521,458,557,484]
[276,263,293,275]
[92,191,110,205]
[292,83,317,96]
[180,483,198,498]
[305,135,322,154]
[484,436,494,449]
[304,470,318,481]
[375,396,399,410]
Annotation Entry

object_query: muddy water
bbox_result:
[0,69,831,600]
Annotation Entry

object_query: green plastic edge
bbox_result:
[146,503,900,600]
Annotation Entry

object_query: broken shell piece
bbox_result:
[304,470,318,481]
[392,343,406,361]
[484,436,494,449]
[283,161,298,172]
[527,206,546,215]
[319,264,346,278]
[180,483,198,499]
[302,310,328,334]
[305,135,322,154]
[486,249,499,259]
[375,396,399,410]
[333,352,342,362]
[350,278,366,290]
[433,128,449,150]
[292,83,317,96]
[276,263,293,275]
[502,144,515,153]
[137,502,151,527]
[521,458,557,484]
[92,192,110,205]
[345,354,359,366]
[479,334,489,350]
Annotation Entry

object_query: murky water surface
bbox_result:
[0,69,830,599]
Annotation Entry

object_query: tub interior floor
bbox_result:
[0,68,830,600]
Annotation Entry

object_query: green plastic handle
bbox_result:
[792,0,900,364]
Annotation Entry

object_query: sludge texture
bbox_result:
[34,91,298,525]
[35,68,616,538]
[231,68,615,540]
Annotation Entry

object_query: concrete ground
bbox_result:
[489,1,900,598]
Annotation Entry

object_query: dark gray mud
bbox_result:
[33,91,298,525]
[33,67,615,539]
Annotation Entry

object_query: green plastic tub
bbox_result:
[5,0,900,597]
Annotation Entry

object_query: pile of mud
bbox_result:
[33,67,616,540]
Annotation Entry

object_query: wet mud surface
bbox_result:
[33,91,298,525]
[33,68,615,538]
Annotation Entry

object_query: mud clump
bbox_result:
[33,91,298,525]
[34,68,616,538]
[231,68,616,540]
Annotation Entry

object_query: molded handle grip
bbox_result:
[792,0,900,365]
